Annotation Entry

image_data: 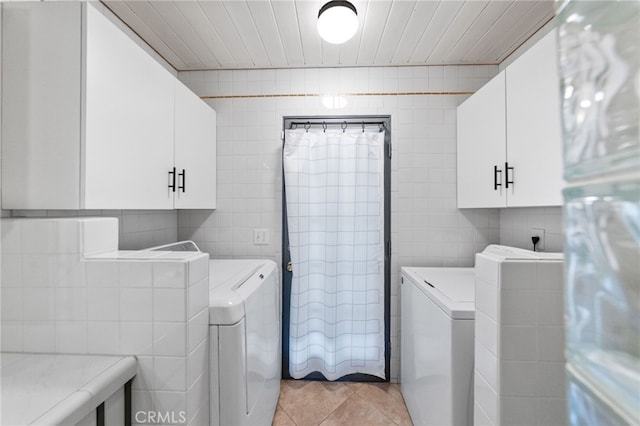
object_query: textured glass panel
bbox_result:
[563,179,640,411]
[557,1,640,180]
[567,367,633,425]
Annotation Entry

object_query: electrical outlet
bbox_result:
[530,228,545,251]
[253,228,269,245]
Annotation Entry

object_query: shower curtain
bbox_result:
[283,126,386,380]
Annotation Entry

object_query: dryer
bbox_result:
[208,259,281,426]
[400,267,475,426]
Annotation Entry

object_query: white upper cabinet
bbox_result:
[457,71,507,209]
[2,2,84,209]
[505,31,563,207]
[1,3,216,210]
[456,30,563,208]
[83,4,175,209]
[173,80,217,209]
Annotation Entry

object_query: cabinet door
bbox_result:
[174,81,217,209]
[83,5,175,209]
[506,31,564,207]
[457,71,507,208]
[1,2,83,209]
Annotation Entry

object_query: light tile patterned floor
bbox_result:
[272,380,413,426]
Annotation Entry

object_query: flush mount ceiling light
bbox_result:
[317,1,358,44]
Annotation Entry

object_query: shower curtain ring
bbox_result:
[322,122,327,133]
[304,122,311,133]
[341,121,347,133]
[362,121,365,133]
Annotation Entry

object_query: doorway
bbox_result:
[282,115,391,382]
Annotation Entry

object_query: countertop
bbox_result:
[1,352,136,426]
[86,249,204,260]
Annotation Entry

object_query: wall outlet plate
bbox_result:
[530,228,545,251]
[253,228,269,245]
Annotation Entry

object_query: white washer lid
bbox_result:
[209,259,269,325]
[402,267,475,319]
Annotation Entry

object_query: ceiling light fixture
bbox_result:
[317,1,358,44]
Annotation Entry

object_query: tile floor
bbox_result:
[272,380,413,426]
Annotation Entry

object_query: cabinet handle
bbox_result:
[178,169,186,193]
[493,165,502,190]
[168,167,176,192]
[505,162,514,189]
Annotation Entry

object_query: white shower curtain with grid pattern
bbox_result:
[284,127,386,380]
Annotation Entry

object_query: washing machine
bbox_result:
[208,259,281,426]
[400,267,475,426]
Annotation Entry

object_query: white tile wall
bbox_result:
[499,207,564,252]
[177,65,502,382]
[0,218,209,426]
[474,252,567,425]
[8,210,178,251]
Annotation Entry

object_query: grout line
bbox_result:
[201,91,474,100]
[277,403,298,426]
[317,393,356,426]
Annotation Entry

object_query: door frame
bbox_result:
[281,115,392,382]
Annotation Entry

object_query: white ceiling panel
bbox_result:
[333,0,366,65]
[271,0,306,66]
[149,2,220,68]
[322,38,342,66]
[246,1,289,66]
[294,0,323,65]
[199,1,254,67]
[391,1,439,64]
[103,0,556,71]
[373,0,417,64]
[463,1,553,63]
[443,0,512,64]
[427,0,489,63]
[356,0,392,65]
[487,0,555,61]
[124,1,200,68]
[104,1,188,69]
[224,1,271,66]
[171,2,227,68]
[410,1,464,63]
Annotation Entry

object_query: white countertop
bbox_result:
[1,353,136,426]
[480,244,563,261]
[86,249,204,260]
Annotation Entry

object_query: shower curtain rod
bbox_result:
[288,120,387,131]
